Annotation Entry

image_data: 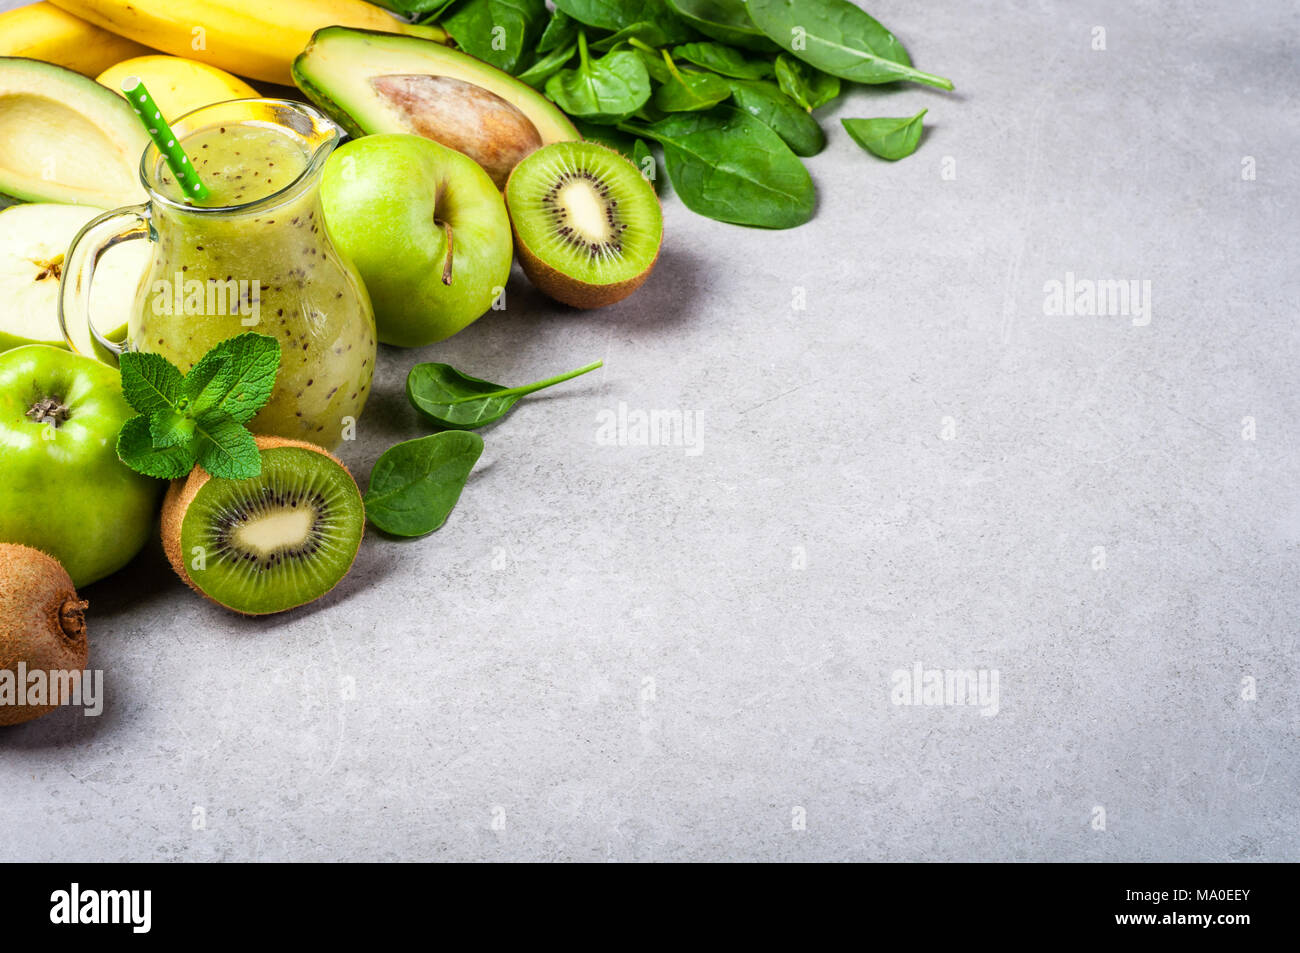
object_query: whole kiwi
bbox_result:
[0,544,89,726]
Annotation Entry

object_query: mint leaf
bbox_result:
[182,353,233,414]
[117,415,196,479]
[149,409,196,449]
[193,409,260,480]
[118,351,183,415]
[187,332,281,423]
[115,333,279,481]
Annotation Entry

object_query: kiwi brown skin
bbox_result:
[512,235,661,309]
[0,543,88,727]
[161,436,363,617]
[505,144,663,310]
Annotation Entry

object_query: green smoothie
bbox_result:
[135,122,375,448]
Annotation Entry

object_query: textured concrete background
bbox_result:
[1,0,1297,862]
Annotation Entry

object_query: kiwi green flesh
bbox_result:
[180,447,364,614]
[506,141,661,287]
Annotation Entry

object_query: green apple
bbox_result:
[0,345,162,586]
[0,204,146,359]
[320,133,513,348]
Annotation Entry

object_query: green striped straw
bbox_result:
[120,76,209,202]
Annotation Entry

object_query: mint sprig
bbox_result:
[116,332,281,481]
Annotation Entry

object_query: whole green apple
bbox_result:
[0,345,162,586]
[320,133,513,348]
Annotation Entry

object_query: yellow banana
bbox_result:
[0,2,150,77]
[99,55,260,121]
[46,0,446,86]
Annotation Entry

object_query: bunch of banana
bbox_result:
[46,0,446,85]
[0,2,150,76]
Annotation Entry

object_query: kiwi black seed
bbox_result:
[161,437,365,615]
[505,140,663,309]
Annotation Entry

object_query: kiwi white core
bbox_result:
[233,508,316,556]
[559,180,615,247]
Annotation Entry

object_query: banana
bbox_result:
[0,2,150,77]
[99,55,260,121]
[47,0,446,85]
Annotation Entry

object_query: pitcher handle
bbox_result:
[59,204,151,359]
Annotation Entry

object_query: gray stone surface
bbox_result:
[1,0,1297,862]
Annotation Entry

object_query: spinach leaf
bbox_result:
[407,360,603,429]
[727,78,825,156]
[653,52,732,112]
[442,0,548,74]
[773,53,840,110]
[633,138,661,192]
[628,38,673,83]
[546,32,651,123]
[842,109,926,160]
[746,0,953,89]
[367,0,454,14]
[551,0,693,41]
[573,119,640,157]
[672,41,772,79]
[516,41,577,88]
[536,9,578,52]
[623,106,814,228]
[665,0,778,52]
[590,22,679,52]
[364,431,484,537]
[417,0,462,21]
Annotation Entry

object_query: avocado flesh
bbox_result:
[0,58,148,207]
[293,27,579,188]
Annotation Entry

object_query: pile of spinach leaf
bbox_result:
[416,0,954,229]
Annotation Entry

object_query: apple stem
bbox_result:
[438,220,454,286]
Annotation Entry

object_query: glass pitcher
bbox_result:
[60,99,376,450]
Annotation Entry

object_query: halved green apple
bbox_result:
[0,57,149,208]
[0,204,147,359]
[293,27,579,188]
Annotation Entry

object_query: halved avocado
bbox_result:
[293,27,579,188]
[0,57,148,207]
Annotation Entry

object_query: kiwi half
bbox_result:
[505,140,663,309]
[162,437,365,615]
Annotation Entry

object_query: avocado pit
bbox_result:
[370,74,543,187]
